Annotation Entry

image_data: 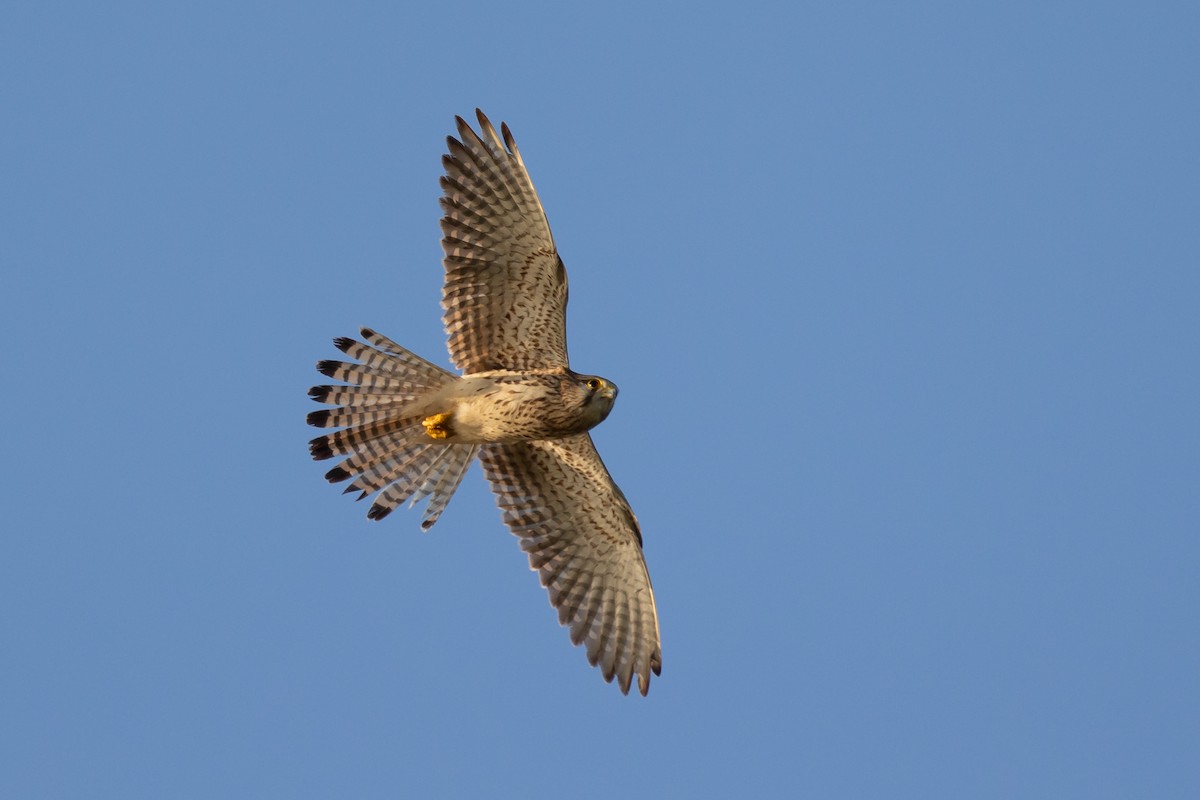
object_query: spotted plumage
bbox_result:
[307,111,662,696]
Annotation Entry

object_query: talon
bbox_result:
[422,412,453,440]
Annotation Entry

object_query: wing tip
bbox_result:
[500,120,518,155]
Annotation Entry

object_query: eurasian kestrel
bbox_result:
[307,111,662,695]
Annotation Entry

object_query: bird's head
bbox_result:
[574,374,618,427]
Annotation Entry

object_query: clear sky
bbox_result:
[3,1,1198,797]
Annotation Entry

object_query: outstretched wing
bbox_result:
[478,435,662,695]
[440,110,570,374]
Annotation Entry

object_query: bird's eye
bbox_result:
[586,378,602,391]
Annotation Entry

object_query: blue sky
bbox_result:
[3,1,1198,797]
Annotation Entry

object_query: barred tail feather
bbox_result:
[413,443,478,529]
[315,361,415,392]
[367,443,477,528]
[309,384,417,407]
[308,329,474,528]
[309,417,412,461]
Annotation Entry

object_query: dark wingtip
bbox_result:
[308,385,330,403]
[366,503,392,521]
[306,409,331,428]
[333,336,355,354]
[309,437,333,461]
[325,466,350,484]
[316,360,341,378]
[360,326,376,339]
[420,518,436,532]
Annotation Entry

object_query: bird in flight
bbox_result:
[307,110,662,695]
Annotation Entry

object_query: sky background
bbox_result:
[3,1,1198,797]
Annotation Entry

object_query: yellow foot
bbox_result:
[422,412,453,440]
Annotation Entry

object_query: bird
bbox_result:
[307,110,663,696]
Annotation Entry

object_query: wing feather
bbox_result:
[440,110,569,373]
[478,435,662,695]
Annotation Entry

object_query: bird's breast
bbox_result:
[438,374,599,444]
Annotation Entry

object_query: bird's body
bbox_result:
[306,111,662,695]
[414,369,617,444]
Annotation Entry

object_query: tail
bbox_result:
[307,326,477,529]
